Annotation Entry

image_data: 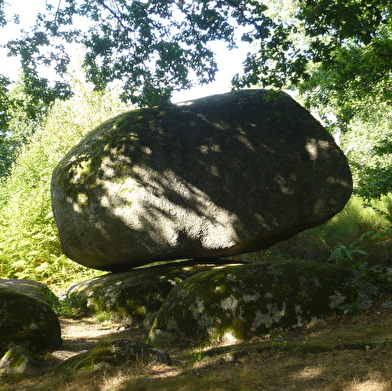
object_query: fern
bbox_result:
[327,231,373,271]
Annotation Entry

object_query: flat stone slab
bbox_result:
[148,261,378,347]
[51,89,352,271]
[67,261,234,324]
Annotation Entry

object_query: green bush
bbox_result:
[234,195,392,267]
[0,76,129,292]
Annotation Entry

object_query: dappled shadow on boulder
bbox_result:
[51,89,352,271]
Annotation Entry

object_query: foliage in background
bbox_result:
[1,0,391,109]
[234,195,392,270]
[333,103,392,212]
[355,135,392,211]
[0,80,44,179]
[0,70,129,292]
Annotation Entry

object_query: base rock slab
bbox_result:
[148,261,378,347]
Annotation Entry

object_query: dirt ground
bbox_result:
[3,292,392,391]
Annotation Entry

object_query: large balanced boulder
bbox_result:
[0,280,62,356]
[148,261,378,347]
[51,89,352,271]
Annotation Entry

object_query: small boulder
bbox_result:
[51,89,352,271]
[148,261,378,347]
[68,261,236,324]
[0,346,43,379]
[0,282,62,356]
[0,279,58,308]
[55,339,170,374]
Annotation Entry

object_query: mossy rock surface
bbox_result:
[148,261,378,347]
[68,261,235,324]
[0,279,59,308]
[0,346,43,379]
[0,287,62,356]
[51,89,352,271]
[55,338,170,374]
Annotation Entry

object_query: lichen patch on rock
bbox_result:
[148,261,378,347]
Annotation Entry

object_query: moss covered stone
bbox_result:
[68,261,235,324]
[0,279,59,308]
[51,89,352,271]
[148,261,378,347]
[0,346,43,379]
[55,339,170,374]
[0,286,62,356]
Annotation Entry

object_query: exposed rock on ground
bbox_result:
[148,260,378,347]
[4,301,392,391]
[0,346,43,379]
[54,338,171,375]
[51,89,352,271]
[0,279,62,357]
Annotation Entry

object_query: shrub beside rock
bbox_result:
[148,261,378,347]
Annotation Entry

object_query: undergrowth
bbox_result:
[0,76,127,293]
[235,195,392,269]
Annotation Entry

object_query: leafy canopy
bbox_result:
[1,0,389,109]
[3,0,268,107]
[1,0,392,200]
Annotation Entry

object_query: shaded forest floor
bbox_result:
[3,292,392,391]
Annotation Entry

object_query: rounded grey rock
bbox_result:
[0,284,62,356]
[51,89,352,271]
